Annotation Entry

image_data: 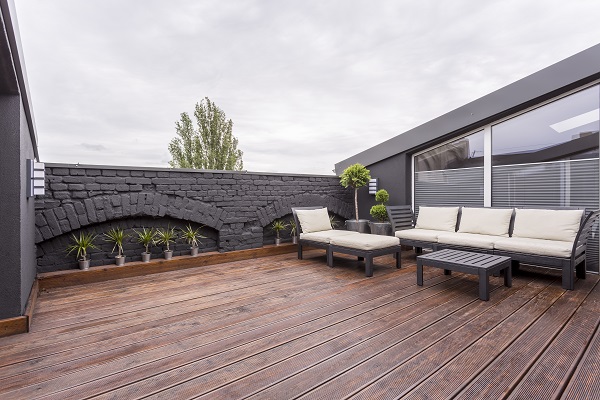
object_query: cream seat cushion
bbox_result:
[457,207,513,237]
[395,228,443,243]
[330,234,400,251]
[295,208,332,233]
[512,209,583,243]
[300,229,359,244]
[494,237,573,258]
[437,232,500,250]
[415,206,459,232]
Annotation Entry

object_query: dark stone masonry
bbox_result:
[35,164,353,272]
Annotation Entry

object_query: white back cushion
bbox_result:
[458,207,513,237]
[512,209,583,242]
[415,206,459,232]
[295,208,332,233]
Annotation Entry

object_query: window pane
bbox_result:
[415,131,484,172]
[492,85,599,166]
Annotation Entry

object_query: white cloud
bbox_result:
[14,0,600,174]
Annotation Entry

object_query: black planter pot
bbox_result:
[369,221,392,236]
[345,219,371,233]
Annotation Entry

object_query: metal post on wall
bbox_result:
[26,159,44,197]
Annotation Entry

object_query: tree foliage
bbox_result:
[169,97,244,170]
[340,163,371,221]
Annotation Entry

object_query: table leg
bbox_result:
[417,262,423,286]
[479,270,489,301]
[504,263,512,288]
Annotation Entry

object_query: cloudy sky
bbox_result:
[14,0,600,175]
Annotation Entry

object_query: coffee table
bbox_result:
[416,249,512,301]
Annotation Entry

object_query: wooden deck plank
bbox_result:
[402,276,598,400]
[100,276,465,399]
[0,251,597,399]
[0,258,431,399]
[508,278,600,400]
[300,279,555,399]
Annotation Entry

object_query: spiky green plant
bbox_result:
[329,214,340,229]
[270,219,288,239]
[104,227,128,257]
[180,224,206,248]
[155,226,177,251]
[289,220,297,237]
[134,227,156,254]
[66,232,98,261]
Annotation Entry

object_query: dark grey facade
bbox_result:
[0,0,39,319]
[35,164,352,272]
[337,43,600,219]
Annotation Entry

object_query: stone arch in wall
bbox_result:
[35,192,227,244]
[258,194,353,245]
[36,216,218,273]
[255,193,353,228]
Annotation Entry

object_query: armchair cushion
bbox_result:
[295,208,332,233]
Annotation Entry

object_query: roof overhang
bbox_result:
[335,43,600,174]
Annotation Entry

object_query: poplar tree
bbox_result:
[169,97,244,170]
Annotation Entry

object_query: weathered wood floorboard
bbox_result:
[0,250,597,400]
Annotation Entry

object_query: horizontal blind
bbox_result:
[492,159,599,272]
[414,167,484,215]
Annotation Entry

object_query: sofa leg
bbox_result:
[511,260,520,274]
[396,252,401,269]
[415,247,423,254]
[365,256,373,277]
[327,248,333,268]
[298,244,303,260]
[576,261,586,279]
[562,266,574,290]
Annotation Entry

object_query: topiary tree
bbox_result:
[370,189,390,222]
[340,163,371,221]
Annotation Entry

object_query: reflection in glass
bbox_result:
[492,85,599,165]
[415,130,484,172]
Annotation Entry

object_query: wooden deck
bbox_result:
[0,250,599,399]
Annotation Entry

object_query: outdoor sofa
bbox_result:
[292,207,401,276]
[387,205,600,290]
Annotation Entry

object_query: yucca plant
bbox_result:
[104,227,127,258]
[66,232,98,261]
[66,232,98,270]
[289,220,298,244]
[156,226,177,259]
[134,227,155,253]
[134,227,156,255]
[104,227,128,266]
[270,219,288,245]
[329,214,340,229]
[180,224,205,248]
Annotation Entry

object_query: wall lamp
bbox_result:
[368,178,378,195]
[27,159,45,197]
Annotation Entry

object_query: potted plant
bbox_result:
[134,227,155,262]
[104,227,128,266]
[329,214,340,229]
[156,226,177,260]
[66,232,98,270]
[289,220,298,244]
[340,163,371,233]
[180,224,205,256]
[369,189,392,236]
[270,219,288,245]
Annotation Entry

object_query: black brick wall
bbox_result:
[35,164,353,272]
